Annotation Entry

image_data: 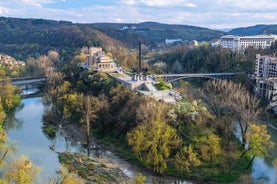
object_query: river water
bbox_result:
[6,97,193,184]
[6,97,277,183]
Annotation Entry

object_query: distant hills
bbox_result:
[0,17,225,60]
[0,17,128,60]
[228,24,277,35]
[92,22,225,43]
[0,16,276,61]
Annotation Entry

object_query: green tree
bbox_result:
[242,124,274,169]
[127,103,180,173]
[0,100,6,123]
[0,80,21,112]
[59,92,82,121]
[174,144,201,172]
[194,131,222,167]
[3,155,40,184]
[133,173,146,184]
[48,166,85,184]
[0,109,8,167]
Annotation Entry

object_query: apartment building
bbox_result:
[255,54,277,112]
[220,35,277,50]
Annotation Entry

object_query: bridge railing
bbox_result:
[153,72,243,82]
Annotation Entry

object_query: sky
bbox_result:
[0,0,277,29]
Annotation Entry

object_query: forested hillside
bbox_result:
[0,17,134,60]
[151,43,277,75]
[93,22,225,43]
[228,24,277,35]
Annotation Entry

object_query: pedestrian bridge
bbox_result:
[153,73,238,82]
[0,77,46,85]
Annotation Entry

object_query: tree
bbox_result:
[170,60,183,73]
[127,102,180,173]
[71,53,87,64]
[3,155,40,184]
[133,173,146,184]
[0,80,21,112]
[203,80,261,148]
[48,167,85,184]
[0,110,8,167]
[80,94,100,153]
[0,100,6,123]
[242,124,274,169]
[174,144,201,172]
[194,131,222,167]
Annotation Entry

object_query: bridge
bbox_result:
[0,77,47,86]
[153,73,239,82]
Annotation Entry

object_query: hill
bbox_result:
[0,17,226,61]
[92,22,225,43]
[0,17,136,60]
[228,24,277,35]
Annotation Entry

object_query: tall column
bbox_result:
[139,41,141,75]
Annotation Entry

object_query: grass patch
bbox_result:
[42,124,57,139]
[154,77,172,90]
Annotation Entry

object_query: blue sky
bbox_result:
[0,0,277,29]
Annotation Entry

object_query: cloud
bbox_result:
[185,3,197,8]
[122,0,197,7]
[18,0,66,8]
[0,0,276,29]
[0,6,9,14]
[18,0,52,7]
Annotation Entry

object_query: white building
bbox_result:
[165,39,183,44]
[220,35,277,50]
[255,54,277,112]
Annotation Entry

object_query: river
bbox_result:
[6,97,192,184]
[6,97,277,183]
[251,128,277,183]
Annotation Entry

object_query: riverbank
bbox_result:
[58,123,133,183]
[58,151,131,183]
[59,122,253,184]
[59,123,198,183]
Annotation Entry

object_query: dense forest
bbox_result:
[150,42,277,75]
[93,22,225,43]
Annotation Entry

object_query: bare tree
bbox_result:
[80,94,99,156]
[203,80,261,148]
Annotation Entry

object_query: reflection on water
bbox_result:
[6,97,252,184]
[251,158,276,183]
[251,128,277,184]
[231,122,277,183]
[6,97,193,183]
[6,97,84,182]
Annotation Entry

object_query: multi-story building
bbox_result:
[220,35,277,50]
[255,54,277,112]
